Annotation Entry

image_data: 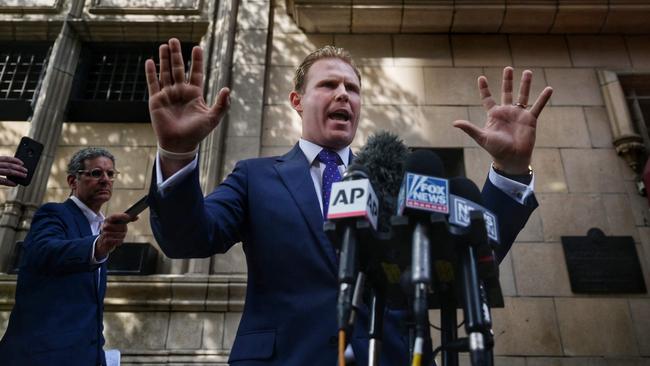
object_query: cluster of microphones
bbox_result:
[324,131,502,366]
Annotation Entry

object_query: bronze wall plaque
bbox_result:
[562,228,646,294]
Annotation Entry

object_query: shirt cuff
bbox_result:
[91,235,108,264]
[488,165,535,205]
[155,151,198,197]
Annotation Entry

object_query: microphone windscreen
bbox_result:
[404,149,445,177]
[354,131,409,230]
[449,177,482,204]
[342,163,370,181]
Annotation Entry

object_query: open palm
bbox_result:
[145,38,230,153]
[454,67,552,174]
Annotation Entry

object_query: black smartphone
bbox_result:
[9,137,44,186]
[124,195,149,220]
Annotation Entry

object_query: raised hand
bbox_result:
[0,156,27,187]
[144,38,230,155]
[453,67,553,175]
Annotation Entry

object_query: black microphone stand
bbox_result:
[367,286,386,366]
[439,282,459,366]
[456,210,493,366]
[478,282,495,366]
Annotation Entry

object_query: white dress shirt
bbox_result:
[69,195,106,287]
[155,142,534,211]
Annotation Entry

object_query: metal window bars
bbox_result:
[0,44,50,102]
[81,44,193,102]
[85,50,149,101]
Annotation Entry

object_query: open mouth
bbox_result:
[328,109,351,122]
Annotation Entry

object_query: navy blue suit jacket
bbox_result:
[149,144,537,365]
[0,199,107,366]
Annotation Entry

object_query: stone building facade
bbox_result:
[0,0,649,365]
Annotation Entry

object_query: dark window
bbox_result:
[67,42,194,123]
[0,42,51,120]
[620,74,650,155]
[410,147,465,178]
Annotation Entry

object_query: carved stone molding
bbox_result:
[87,0,203,15]
[0,274,247,311]
[598,70,646,175]
[0,0,63,13]
[63,0,210,41]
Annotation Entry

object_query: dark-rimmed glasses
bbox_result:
[77,168,120,180]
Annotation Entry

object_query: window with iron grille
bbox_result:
[0,43,51,121]
[68,42,194,123]
[621,74,650,157]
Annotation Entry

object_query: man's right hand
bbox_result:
[94,213,136,260]
[144,38,230,177]
[0,156,27,187]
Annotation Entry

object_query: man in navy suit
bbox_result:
[0,148,135,366]
[144,39,552,365]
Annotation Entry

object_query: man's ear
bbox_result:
[289,91,303,114]
[67,175,77,192]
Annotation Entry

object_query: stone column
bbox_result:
[598,70,645,174]
[211,0,270,276]
[200,0,239,191]
[0,1,84,272]
[181,0,239,274]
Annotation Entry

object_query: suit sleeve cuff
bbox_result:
[156,152,199,197]
[91,235,108,264]
[488,164,535,205]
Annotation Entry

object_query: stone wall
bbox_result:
[1,0,650,364]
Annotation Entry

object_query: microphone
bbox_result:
[395,149,450,365]
[327,164,379,230]
[448,189,500,246]
[327,163,379,336]
[353,131,409,232]
[448,177,493,366]
[326,131,409,365]
[448,180,501,283]
[397,149,449,216]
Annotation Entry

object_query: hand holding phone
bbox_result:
[0,156,28,187]
[124,195,149,221]
[7,137,44,186]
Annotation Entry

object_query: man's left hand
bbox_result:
[453,67,553,175]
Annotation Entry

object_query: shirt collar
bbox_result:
[69,195,105,225]
[299,138,350,168]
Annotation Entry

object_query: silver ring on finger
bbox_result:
[514,102,527,109]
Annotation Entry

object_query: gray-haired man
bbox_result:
[0,147,136,366]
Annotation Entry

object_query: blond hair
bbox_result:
[293,45,361,93]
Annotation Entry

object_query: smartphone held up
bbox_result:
[7,137,44,187]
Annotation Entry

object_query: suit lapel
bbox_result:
[64,198,93,237]
[63,198,103,299]
[275,144,338,272]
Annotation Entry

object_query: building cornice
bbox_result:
[285,0,650,34]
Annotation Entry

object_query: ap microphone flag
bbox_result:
[327,179,379,231]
